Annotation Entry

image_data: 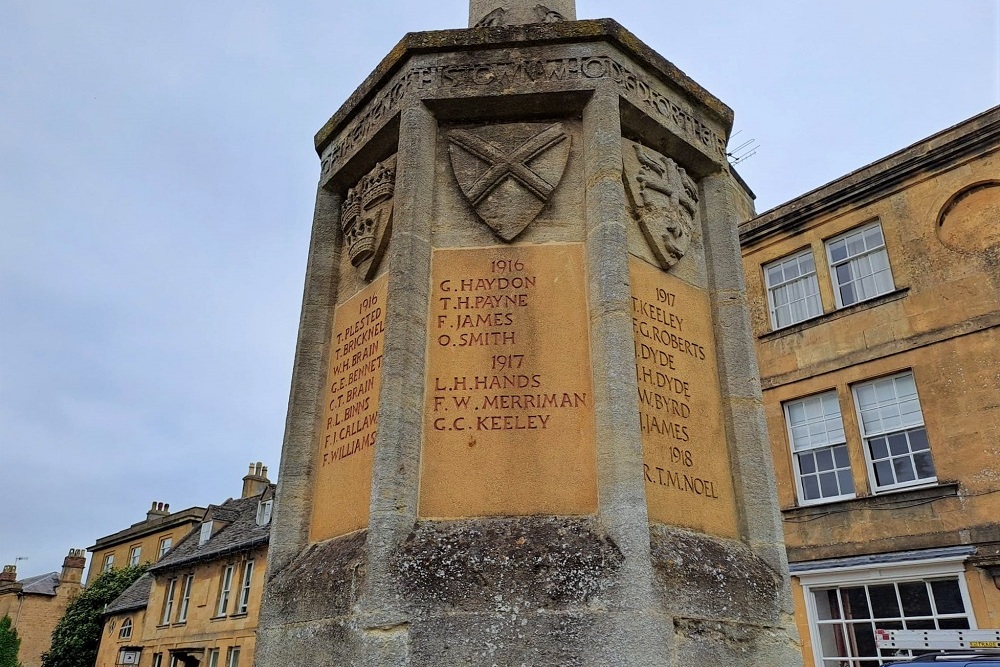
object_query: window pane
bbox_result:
[905,618,936,630]
[798,452,817,474]
[833,445,850,468]
[869,585,901,618]
[938,617,971,629]
[914,451,936,479]
[930,580,964,614]
[803,475,821,500]
[830,241,848,262]
[848,623,877,656]
[840,282,857,306]
[842,587,870,619]
[838,470,855,494]
[893,457,916,483]
[874,460,895,486]
[836,263,853,284]
[819,472,839,497]
[908,428,929,451]
[816,448,834,470]
[887,433,909,456]
[870,437,888,460]
[899,582,932,616]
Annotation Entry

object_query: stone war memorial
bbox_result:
[257,1,803,665]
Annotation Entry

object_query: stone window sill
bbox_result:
[759,287,910,341]
[230,612,248,619]
[781,481,958,521]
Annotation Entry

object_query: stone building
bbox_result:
[0,550,85,667]
[87,501,207,585]
[740,106,1000,665]
[95,464,273,667]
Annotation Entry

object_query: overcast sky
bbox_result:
[1,1,997,580]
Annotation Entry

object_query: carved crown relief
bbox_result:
[622,140,699,271]
[448,123,571,242]
[341,155,395,280]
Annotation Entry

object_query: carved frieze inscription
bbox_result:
[310,274,387,541]
[321,51,726,178]
[420,244,597,518]
[629,256,738,538]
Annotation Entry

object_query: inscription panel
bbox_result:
[629,256,738,538]
[420,244,597,518]
[320,46,727,180]
[310,274,388,541]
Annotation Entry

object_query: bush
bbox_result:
[0,614,21,667]
[41,565,146,667]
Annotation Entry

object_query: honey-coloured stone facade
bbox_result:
[740,107,1000,667]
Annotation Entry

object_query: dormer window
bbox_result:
[256,500,273,526]
[199,521,214,545]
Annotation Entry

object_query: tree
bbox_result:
[0,615,21,667]
[41,565,146,667]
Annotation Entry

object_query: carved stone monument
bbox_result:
[256,2,803,665]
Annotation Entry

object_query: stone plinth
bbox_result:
[257,18,802,667]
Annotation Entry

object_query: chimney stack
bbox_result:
[61,549,86,585]
[146,501,170,521]
[241,461,271,498]
[0,565,16,584]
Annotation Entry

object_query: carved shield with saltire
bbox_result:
[448,123,570,242]
[622,140,699,271]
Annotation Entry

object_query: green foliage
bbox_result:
[0,614,21,667]
[41,565,147,667]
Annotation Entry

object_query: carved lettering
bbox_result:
[420,244,597,518]
[310,274,389,541]
[321,54,726,178]
[629,257,738,537]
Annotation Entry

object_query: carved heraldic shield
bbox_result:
[341,156,395,280]
[623,141,699,271]
[448,123,570,242]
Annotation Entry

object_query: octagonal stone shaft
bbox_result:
[469,0,576,27]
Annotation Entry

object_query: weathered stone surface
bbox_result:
[650,524,780,625]
[396,517,623,610]
[261,530,367,625]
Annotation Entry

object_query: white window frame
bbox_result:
[152,654,163,667]
[128,546,142,567]
[784,391,856,505]
[216,565,235,617]
[158,537,172,559]
[161,578,177,625]
[797,557,977,667]
[118,617,132,640]
[199,521,214,546]
[763,248,823,329]
[256,499,273,526]
[852,371,936,494]
[826,220,896,308]
[103,553,115,572]
[177,574,194,622]
[236,561,253,615]
[226,646,241,667]
[206,649,220,667]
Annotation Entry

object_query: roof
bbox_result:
[739,105,1000,246]
[789,546,976,575]
[89,506,207,552]
[148,488,274,574]
[104,573,153,615]
[17,572,60,596]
